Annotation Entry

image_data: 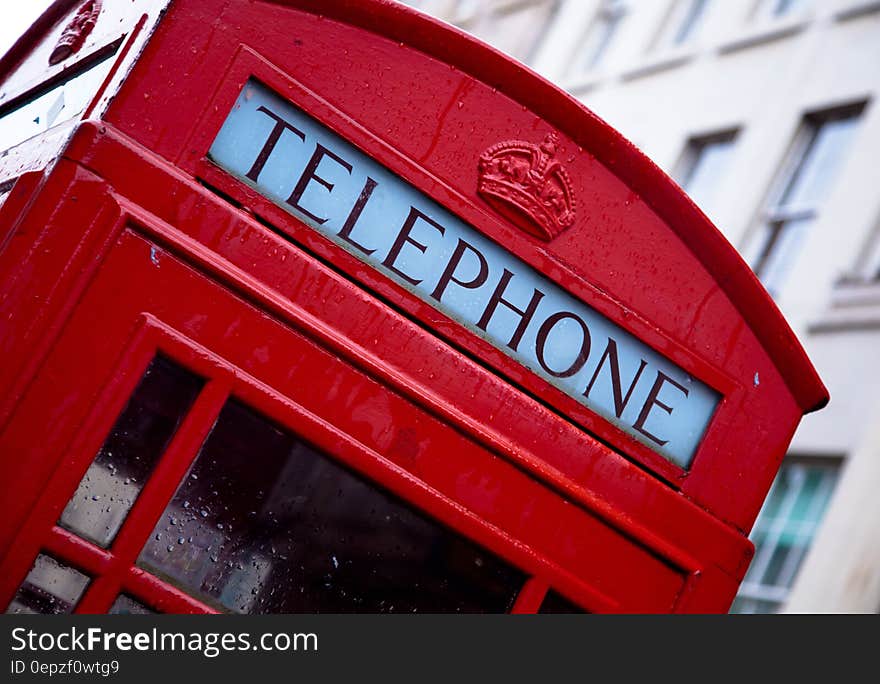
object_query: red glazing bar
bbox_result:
[74,378,229,613]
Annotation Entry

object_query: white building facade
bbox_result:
[406,0,880,613]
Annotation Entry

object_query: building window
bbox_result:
[674,129,738,225]
[732,459,840,613]
[753,0,811,21]
[658,0,712,48]
[569,0,627,73]
[747,104,864,297]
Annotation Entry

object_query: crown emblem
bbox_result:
[477,132,576,241]
[49,0,102,65]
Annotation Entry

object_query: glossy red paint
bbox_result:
[0,0,826,613]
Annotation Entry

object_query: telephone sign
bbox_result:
[210,79,719,469]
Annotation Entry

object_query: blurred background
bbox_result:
[401,0,880,614]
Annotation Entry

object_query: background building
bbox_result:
[406,0,880,613]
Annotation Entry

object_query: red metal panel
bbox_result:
[0,171,45,252]
[58,125,753,577]
[0,172,742,611]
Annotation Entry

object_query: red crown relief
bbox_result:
[49,0,102,66]
[477,132,576,241]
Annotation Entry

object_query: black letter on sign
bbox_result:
[338,176,379,256]
[583,338,648,418]
[476,270,545,352]
[535,311,591,378]
[430,239,489,302]
[632,371,689,447]
[246,106,306,183]
[381,207,446,286]
[287,144,353,224]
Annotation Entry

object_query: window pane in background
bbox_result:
[59,356,203,547]
[469,1,558,62]
[763,0,810,18]
[748,108,861,296]
[778,115,860,212]
[573,2,626,72]
[5,554,90,614]
[729,596,777,614]
[676,132,737,225]
[752,216,812,297]
[671,0,709,45]
[139,400,525,613]
[732,461,839,613]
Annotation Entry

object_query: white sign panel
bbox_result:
[208,79,720,469]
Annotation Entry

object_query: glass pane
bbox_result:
[735,461,840,612]
[766,0,810,18]
[779,115,859,211]
[5,554,90,614]
[539,590,586,613]
[59,355,203,547]
[575,6,624,72]
[730,596,779,614]
[755,217,813,296]
[139,399,525,613]
[474,1,558,61]
[109,595,154,615]
[672,0,709,45]
[679,135,736,223]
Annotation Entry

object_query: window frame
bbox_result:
[750,0,812,22]
[567,0,628,76]
[673,128,740,221]
[733,455,842,613]
[3,313,531,614]
[653,0,712,50]
[746,102,865,296]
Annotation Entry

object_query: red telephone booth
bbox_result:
[0,0,827,614]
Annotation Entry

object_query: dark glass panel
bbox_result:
[60,355,203,547]
[139,399,524,613]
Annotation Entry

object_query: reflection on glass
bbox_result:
[6,554,90,614]
[59,356,203,547]
[538,589,586,613]
[139,400,525,613]
[109,595,154,615]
